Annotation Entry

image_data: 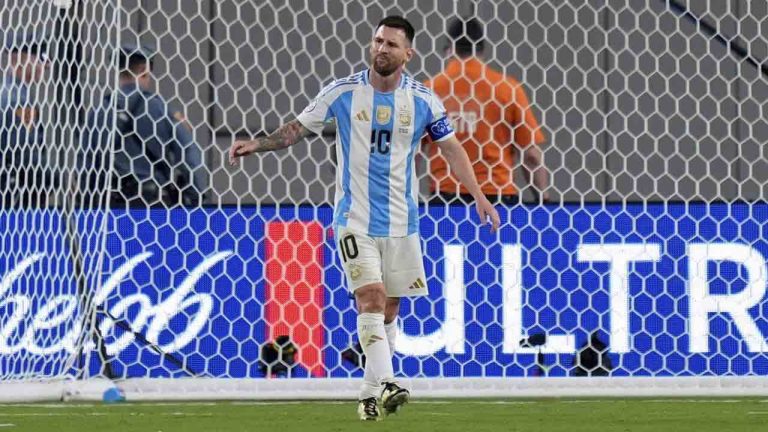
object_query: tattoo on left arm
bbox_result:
[250,119,311,152]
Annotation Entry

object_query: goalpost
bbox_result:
[2,0,768,401]
[0,0,119,397]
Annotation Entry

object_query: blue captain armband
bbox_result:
[427,116,454,141]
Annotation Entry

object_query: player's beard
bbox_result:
[372,54,399,77]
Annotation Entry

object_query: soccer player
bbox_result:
[229,15,500,421]
[426,17,548,205]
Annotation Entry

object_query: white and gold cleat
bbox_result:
[357,397,381,421]
[381,382,410,416]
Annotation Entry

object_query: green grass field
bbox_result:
[1,398,767,431]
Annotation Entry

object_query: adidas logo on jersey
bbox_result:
[408,278,426,290]
[355,110,370,121]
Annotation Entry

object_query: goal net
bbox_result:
[0,0,118,389]
[2,0,768,401]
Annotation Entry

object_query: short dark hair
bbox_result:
[447,18,484,57]
[119,54,150,76]
[119,44,154,76]
[376,15,415,44]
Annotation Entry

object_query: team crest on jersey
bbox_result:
[349,264,362,281]
[398,110,411,127]
[376,106,391,124]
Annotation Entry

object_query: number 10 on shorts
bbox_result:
[339,234,359,262]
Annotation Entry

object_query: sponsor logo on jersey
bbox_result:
[355,110,370,121]
[408,278,425,290]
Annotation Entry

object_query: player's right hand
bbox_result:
[229,140,256,166]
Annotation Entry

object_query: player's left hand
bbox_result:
[476,197,500,233]
[229,140,256,166]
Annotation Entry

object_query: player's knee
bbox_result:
[355,283,387,314]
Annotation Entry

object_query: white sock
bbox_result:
[360,318,399,399]
[360,353,379,400]
[357,313,394,399]
[384,320,400,386]
[384,319,397,355]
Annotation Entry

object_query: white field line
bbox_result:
[229,400,537,406]
[641,399,742,403]
[0,398,754,410]
[0,412,211,417]
[0,402,217,408]
[562,399,745,404]
[229,401,343,406]
[0,404,96,408]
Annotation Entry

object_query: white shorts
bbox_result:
[335,226,428,297]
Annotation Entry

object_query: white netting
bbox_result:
[2,0,768,400]
[0,0,117,381]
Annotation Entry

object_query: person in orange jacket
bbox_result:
[426,18,549,205]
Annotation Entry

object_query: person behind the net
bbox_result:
[229,15,500,421]
[83,43,207,208]
[0,32,51,207]
[425,17,549,205]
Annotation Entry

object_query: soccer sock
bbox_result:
[360,354,379,400]
[384,319,397,355]
[360,318,399,399]
[383,319,399,386]
[357,312,394,398]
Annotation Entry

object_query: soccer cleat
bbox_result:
[381,382,409,415]
[357,397,381,421]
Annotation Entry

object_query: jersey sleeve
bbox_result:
[296,81,338,136]
[424,91,455,143]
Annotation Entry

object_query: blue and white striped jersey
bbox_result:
[297,69,455,237]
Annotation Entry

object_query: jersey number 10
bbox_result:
[370,129,391,155]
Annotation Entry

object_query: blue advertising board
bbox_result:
[1,203,767,378]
